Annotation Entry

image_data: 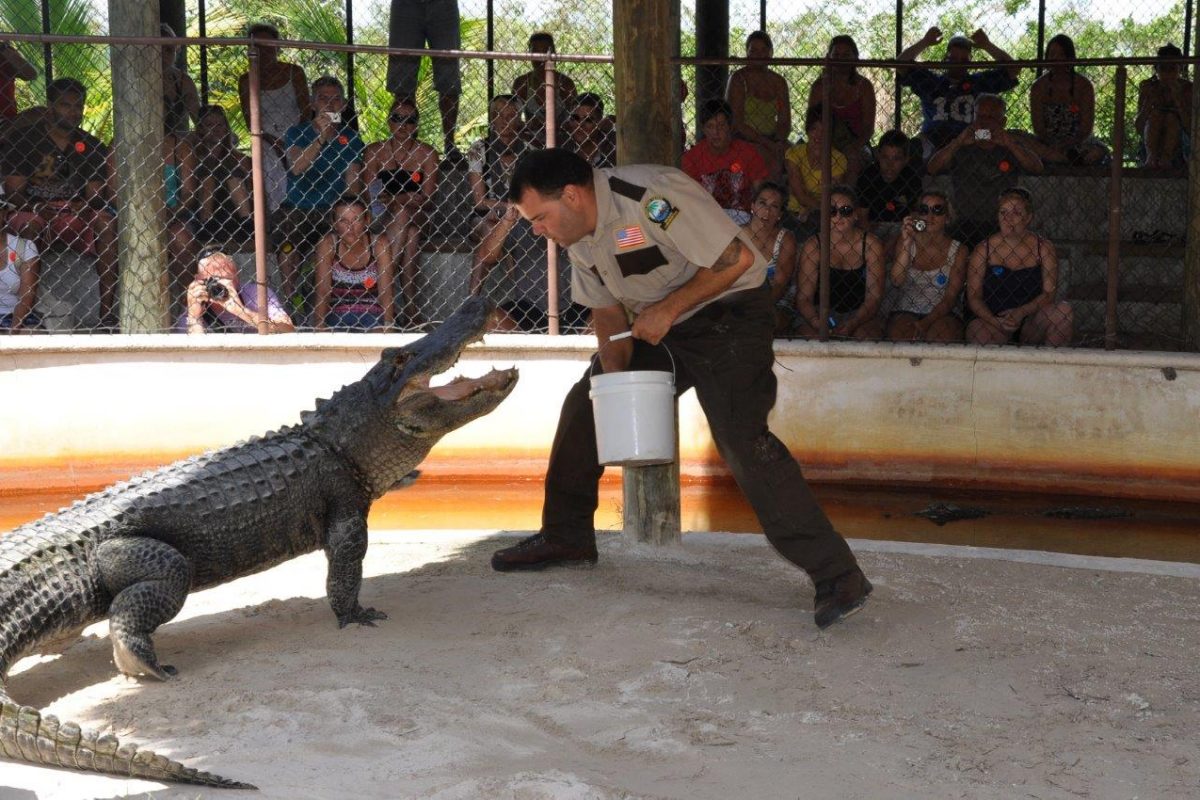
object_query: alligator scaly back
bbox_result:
[0,694,254,788]
[0,296,516,788]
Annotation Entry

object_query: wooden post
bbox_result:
[1184,25,1200,348]
[110,0,168,332]
[613,0,681,545]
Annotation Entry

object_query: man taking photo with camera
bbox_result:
[179,249,295,334]
[927,93,1042,248]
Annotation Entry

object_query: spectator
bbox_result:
[886,190,967,343]
[276,76,364,301]
[563,93,616,168]
[965,187,1073,346]
[2,78,117,328]
[159,23,200,136]
[511,32,578,144]
[238,23,310,147]
[806,35,876,183]
[898,27,1020,160]
[179,248,294,334]
[726,31,791,181]
[163,131,197,310]
[469,202,588,332]
[785,104,847,232]
[1026,34,1107,165]
[314,196,394,331]
[193,105,254,252]
[791,184,885,340]
[682,98,768,224]
[0,41,38,128]
[1135,43,1193,170]
[468,94,533,239]
[927,93,1042,249]
[0,197,42,332]
[856,129,925,248]
[386,0,462,156]
[238,23,308,214]
[741,181,797,335]
[106,125,197,309]
[364,96,437,328]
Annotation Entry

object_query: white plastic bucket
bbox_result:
[590,368,676,466]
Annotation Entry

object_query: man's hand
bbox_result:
[631,301,678,345]
[970,29,991,49]
[923,27,943,47]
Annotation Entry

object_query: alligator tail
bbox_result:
[0,698,256,790]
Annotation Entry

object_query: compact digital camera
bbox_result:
[913,219,928,232]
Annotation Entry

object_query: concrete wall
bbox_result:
[2,335,1198,502]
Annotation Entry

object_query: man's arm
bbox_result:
[898,27,942,64]
[631,236,754,345]
[0,43,37,80]
[926,126,974,175]
[470,205,518,294]
[971,29,1019,81]
[593,303,633,373]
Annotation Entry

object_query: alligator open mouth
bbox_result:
[429,368,519,401]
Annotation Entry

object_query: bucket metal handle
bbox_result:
[594,331,676,382]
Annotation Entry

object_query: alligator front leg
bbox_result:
[324,511,388,628]
[95,536,191,680]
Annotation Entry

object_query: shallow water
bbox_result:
[6,477,1197,564]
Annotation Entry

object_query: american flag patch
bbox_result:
[615,225,646,249]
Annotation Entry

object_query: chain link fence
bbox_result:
[0,1,1192,349]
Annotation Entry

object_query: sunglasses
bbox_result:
[389,114,419,125]
[917,203,948,216]
[829,204,856,218]
[570,114,597,124]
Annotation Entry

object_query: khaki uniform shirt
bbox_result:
[567,165,767,322]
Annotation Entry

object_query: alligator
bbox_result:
[0,296,517,789]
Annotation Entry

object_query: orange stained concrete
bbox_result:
[5,473,1199,566]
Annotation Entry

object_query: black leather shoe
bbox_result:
[491,533,598,572]
[814,568,873,629]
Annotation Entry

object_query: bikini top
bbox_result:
[377,168,423,195]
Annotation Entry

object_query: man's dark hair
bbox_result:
[699,98,733,127]
[1158,42,1184,60]
[877,129,909,151]
[529,32,556,52]
[248,22,280,38]
[804,103,825,132]
[575,92,604,116]
[312,75,344,97]
[508,149,594,202]
[47,77,86,104]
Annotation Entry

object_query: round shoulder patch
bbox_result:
[645,197,673,224]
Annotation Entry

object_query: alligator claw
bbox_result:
[338,606,388,628]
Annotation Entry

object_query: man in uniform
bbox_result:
[490,148,872,629]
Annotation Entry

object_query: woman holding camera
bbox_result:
[791,184,886,340]
[886,190,967,342]
[180,250,294,334]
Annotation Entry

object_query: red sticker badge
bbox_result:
[412,172,422,183]
[885,201,896,212]
[730,162,742,173]
[337,135,348,146]
[961,82,972,92]
[364,276,377,290]
[998,160,1012,173]
[8,250,16,263]
[74,141,86,153]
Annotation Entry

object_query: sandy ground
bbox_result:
[2,530,1199,800]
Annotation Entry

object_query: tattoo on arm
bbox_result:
[713,238,744,272]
